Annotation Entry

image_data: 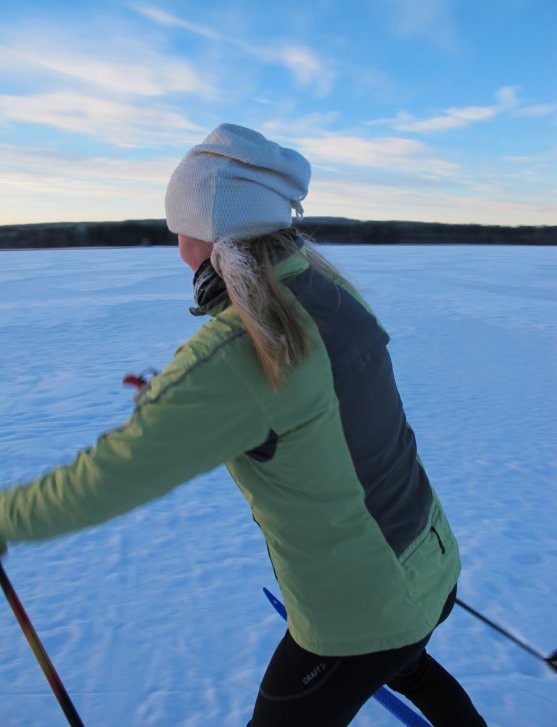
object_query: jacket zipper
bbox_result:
[431,526,446,554]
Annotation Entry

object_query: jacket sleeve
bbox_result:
[0,340,269,543]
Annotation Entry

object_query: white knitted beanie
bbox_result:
[165,124,311,242]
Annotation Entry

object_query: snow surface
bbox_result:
[0,245,556,727]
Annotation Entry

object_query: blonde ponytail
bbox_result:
[210,230,310,388]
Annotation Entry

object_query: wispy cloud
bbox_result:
[1,144,176,188]
[306,177,557,226]
[503,148,557,168]
[0,93,201,147]
[26,52,207,98]
[0,22,212,146]
[0,32,214,98]
[385,0,458,50]
[0,144,179,223]
[381,86,520,134]
[293,132,459,177]
[261,112,341,138]
[132,2,336,96]
[271,45,335,97]
[514,103,557,118]
[130,2,221,40]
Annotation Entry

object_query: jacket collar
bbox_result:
[189,240,311,318]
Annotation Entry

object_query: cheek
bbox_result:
[177,235,213,271]
[178,236,189,265]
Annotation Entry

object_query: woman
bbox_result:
[0,124,487,726]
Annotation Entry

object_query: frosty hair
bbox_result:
[210,229,344,389]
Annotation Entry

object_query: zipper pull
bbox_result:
[431,526,446,554]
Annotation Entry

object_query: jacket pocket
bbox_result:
[399,505,456,601]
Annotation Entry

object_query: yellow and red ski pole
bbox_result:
[0,562,84,726]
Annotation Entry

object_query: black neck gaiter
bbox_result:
[190,258,228,316]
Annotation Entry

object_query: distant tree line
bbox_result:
[1,217,556,249]
[299,218,557,245]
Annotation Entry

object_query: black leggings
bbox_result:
[248,587,487,727]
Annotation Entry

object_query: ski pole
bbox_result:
[0,562,85,726]
[456,597,557,673]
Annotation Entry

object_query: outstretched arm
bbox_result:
[0,342,268,544]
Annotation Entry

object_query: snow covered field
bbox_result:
[0,244,555,727]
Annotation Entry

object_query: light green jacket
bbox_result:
[0,248,460,655]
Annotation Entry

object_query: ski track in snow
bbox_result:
[0,245,556,727]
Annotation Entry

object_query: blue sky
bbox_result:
[1,0,555,225]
